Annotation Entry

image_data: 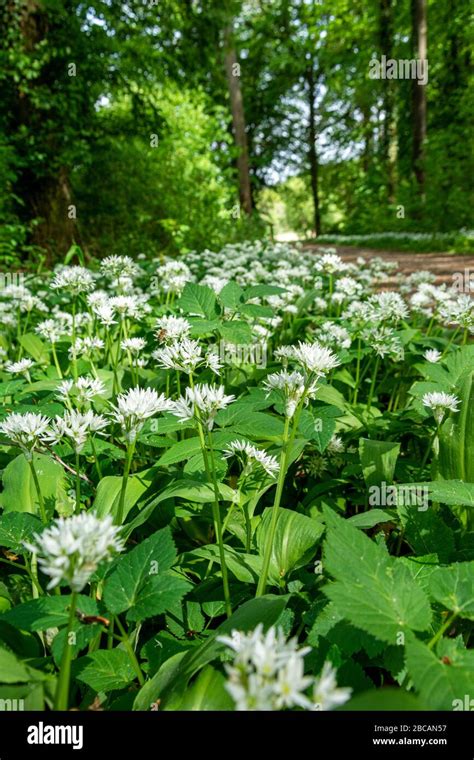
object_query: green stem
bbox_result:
[256,415,291,597]
[51,343,63,378]
[114,616,145,686]
[116,441,135,525]
[28,457,47,524]
[366,355,380,412]
[428,612,458,650]
[54,591,78,710]
[353,337,362,404]
[75,451,81,511]
[206,430,232,618]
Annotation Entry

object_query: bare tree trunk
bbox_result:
[379,0,396,201]
[223,24,252,216]
[307,63,321,237]
[412,0,427,199]
[12,0,77,258]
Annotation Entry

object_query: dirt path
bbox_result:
[305,244,474,287]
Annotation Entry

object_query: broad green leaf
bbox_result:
[19,333,49,363]
[257,508,324,584]
[323,508,432,643]
[347,509,396,529]
[439,370,474,481]
[406,637,474,710]
[219,320,252,344]
[243,285,285,299]
[398,480,474,507]
[219,281,244,310]
[0,453,68,518]
[341,688,426,711]
[176,665,234,710]
[93,468,153,520]
[0,595,98,632]
[103,527,189,622]
[178,282,217,320]
[359,438,400,487]
[0,512,43,553]
[428,562,474,619]
[397,501,454,562]
[75,649,136,693]
[0,646,31,683]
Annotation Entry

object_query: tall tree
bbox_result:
[306,61,321,236]
[411,0,427,200]
[223,23,253,215]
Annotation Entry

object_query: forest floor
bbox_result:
[305,244,474,287]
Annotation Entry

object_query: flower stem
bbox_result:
[366,355,380,412]
[256,415,291,597]
[54,591,78,710]
[428,612,458,650]
[114,616,145,686]
[28,457,47,524]
[51,344,63,378]
[205,430,232,618]
[75,451,81,511]
[116,441,135,525]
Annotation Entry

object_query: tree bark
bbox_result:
[306,63,321,237]
[223,24,252,216]
[379,0,396,201]
[11,0,77,257]
[411,0,427,199]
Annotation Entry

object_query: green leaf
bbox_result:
[0,646,31,683]
[19,333,49,363]
[103,527,189,622]
[243,285,285,299]
[406,637,474,710]
[0,512,43,553]
[257,508,324,584]
[341,688,426,711]
[428,562,474,620]
[397,500,454,562]
[75,649,136,693]
[219,320,252,344]
[399,480,474,507]
[219,281,244,310]
[359,438,400,487]
[0,595,97,632]
[439,369,474,481]
[0,453,67,517]
[322,508,432,643]
[93,469,153,520]
[133,595,287,710]
[178,282,217,320]
[347,509,396,529]
[176,665,234,710]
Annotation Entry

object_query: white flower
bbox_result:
[24,513,123,591]
[263,369,318,419]
[56,376,106,406]
[109,295,142,319]
[109,387,173,442]
[121,337,146,355]
[0,412,50,460]
[5,358,35,377]
[312,662,352,711]
[291,342,340,377]
[170,384,235,430]
[153,338,203,374]
[424,349,442,363]
[155,315,191,342]
[218,625,313,712]
[69,337,104,360]
[222,439,279,478]
[422,391,460,425]
[315,252,346,274]
[50,266,94,294]
[92,301,117,327]
[35,319,64,343]
[46,410,108,452]
[100,255,141,280]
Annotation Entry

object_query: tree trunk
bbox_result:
[379,0,396,201]
[307,63,321,237]
[12,0,77,257]
[223,24,252,216]
[411,0,427,199]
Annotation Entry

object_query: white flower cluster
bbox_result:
[222,439,279,478]
[170,383,235,430]
[109,386,173,442]
[24,512,123,591]
[217,624,352,711]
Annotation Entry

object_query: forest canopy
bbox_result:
[0,0,472,263]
